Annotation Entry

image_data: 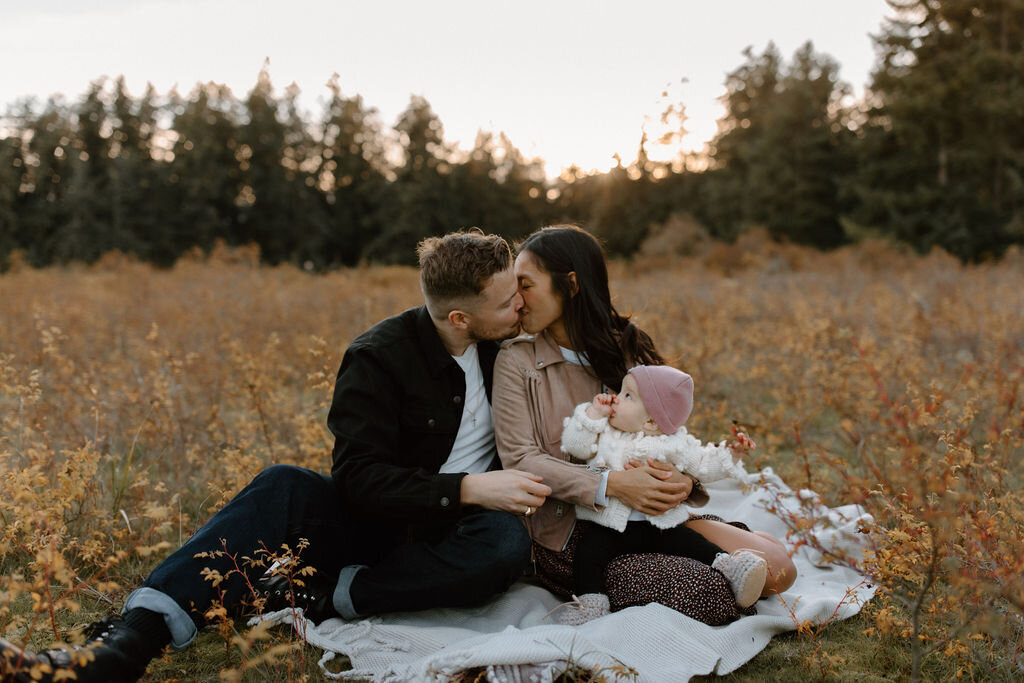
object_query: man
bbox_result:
[0,230,551,682]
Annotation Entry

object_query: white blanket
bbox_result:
[257,468,876,681]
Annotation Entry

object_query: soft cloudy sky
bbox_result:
[0,0,892,175]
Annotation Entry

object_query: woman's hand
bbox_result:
[607,459,692,515]
[460,470,551,515]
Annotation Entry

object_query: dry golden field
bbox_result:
[1,236,1022,681]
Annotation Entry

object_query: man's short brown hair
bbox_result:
[417,229,512,319]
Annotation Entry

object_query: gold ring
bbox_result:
[524,506,535,516]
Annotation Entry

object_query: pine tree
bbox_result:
[20,98,75,265]
[109,78,169,262]
[445,131,545,243]
[709,42,853,247]
[238,65,295,263]
[313,75,390,267]
[852,0,1024,259]
[0,132,22,268]
[365,95,450,264]
[55,80,115,262]
[166,82,245,258]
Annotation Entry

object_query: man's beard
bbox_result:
[468,320,522,343]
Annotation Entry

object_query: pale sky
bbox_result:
[0,0,892,176]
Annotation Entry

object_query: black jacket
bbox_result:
[328,306,499,527]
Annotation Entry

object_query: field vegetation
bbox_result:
[1,235,1022,681]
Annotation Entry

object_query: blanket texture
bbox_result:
[257,467,876,681]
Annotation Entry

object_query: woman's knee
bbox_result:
[759,541,797,594]
[753,530,788,551]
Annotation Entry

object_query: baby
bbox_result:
[557,365,767,624]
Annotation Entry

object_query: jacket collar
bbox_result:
[478,340,498,399]
[534,329,569,369]
[414,305,499,384]
[414,306,458,377]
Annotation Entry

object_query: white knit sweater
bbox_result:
[561,402,746,531]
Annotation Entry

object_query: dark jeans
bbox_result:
[143,464,531,628]
[573,520,724,595]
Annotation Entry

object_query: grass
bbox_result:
[2,235,1022,680]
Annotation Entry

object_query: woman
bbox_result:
[492,225,796,625]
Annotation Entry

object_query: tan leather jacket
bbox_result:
[493,331,604,551]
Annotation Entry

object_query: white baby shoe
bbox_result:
[556,593,611,625]
[712,550,768,608]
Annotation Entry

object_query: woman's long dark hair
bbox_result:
[517,225,663,391]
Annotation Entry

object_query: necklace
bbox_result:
[464,400,479,426]
[462,385,487,427]
[454,344,487,428]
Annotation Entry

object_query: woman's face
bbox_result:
[514,250,565,336]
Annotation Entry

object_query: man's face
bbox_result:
[464,267,524,342]
[608,374,652,433]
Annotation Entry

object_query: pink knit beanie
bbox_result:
[627,365,694,435]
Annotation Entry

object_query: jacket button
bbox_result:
[428,418,436,428]
[440,496,450,507]
[537,360,544,367]
[453,396,462,404]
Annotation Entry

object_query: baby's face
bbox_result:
[608,374,651,433]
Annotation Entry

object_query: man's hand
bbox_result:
[460,470,551,514]
[585,393,614,419]
[607,459,692,515]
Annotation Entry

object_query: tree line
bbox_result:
[1,0,1021,269]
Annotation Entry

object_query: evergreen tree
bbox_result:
[278,81,332,267]
[20,98,76,265]
[709,42,853,247]
[54,80,116,262]
[589,157,657,256]
[444,131,504,237]
[852,0,1024,259]
[166,82,245,258]
[445,131,544,242]
[238,65,298,263]
[109,78,170,262]
[365,95,450,264]
[549,165,602,232]
[314,75,390,267]
[0,131,22,268]
[492,132,552,239]
[587,131,689,256]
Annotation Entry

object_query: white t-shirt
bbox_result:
[439,343,497,475]
[560,345,588,366]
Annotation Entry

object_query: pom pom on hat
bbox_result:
[627,365,694,435]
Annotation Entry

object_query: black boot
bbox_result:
[256,572,339,624]
[0,615,156,683]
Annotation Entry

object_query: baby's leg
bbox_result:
[652,523,726,565]
[573,523,634,595]
[683,519,797,595]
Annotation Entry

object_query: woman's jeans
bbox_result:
[124,464,531,648]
